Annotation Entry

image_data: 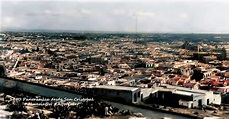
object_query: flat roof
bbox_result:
[216,86,229,89]
[173,90,204,97]
[160,84,213,94]
[94,85,140,92]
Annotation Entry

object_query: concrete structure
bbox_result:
[141,88,156,101]
[93,85,141,103]
[149,85,221,108]
[0,77,83,99]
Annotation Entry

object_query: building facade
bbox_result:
[149,86,221,108]
[93,85,141,103]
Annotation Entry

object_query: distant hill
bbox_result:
[2,30,229,43]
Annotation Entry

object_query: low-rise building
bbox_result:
[149,85,221,108]
[93,85,141,103]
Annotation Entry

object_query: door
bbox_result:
[134,93,137,102]
[207,99,209,105]
[198,99,202,107]
[141,94,143,102]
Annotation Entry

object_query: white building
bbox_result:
[149,85,221,108]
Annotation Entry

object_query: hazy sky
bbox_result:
[1,0,229,33]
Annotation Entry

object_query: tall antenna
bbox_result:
[135,15,138,34]
[133,12,138,41]
[133,12,138,34]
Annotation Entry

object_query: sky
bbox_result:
[1,0,229,33]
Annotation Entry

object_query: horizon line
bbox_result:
[1,28,229,34]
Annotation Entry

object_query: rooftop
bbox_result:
[159,84,214,96]
[94,85,140,91]
[173,90,204,97]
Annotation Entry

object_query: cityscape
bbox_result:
[1,0,229,119]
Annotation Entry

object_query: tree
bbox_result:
[191,69,203,82]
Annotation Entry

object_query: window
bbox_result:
[138,92,141,97]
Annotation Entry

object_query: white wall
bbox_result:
[212,94,221,105]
